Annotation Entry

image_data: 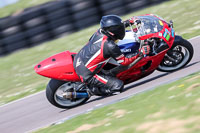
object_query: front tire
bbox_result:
[157,35,193,72]
[46,79,89,109]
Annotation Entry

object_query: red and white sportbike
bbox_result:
[35,14,193,109]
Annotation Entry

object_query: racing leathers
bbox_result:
[73,29,139,95]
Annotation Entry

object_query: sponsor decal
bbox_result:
[166,34,170,41]
[121,49,131,53]
[159,20,163,26]
[171,28,175,37]
[159,32,162,37]
[163,29,171,41]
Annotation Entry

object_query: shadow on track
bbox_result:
[124,72,169,91]
[184,61,200,68]
[125,61,200,91]
[124,60,200,91]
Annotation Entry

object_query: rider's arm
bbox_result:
[105,41,139,66]
[115,53,139,66]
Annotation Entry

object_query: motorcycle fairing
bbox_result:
[116,49,168,84]
[136,14,175,48]
[34,51,80,81]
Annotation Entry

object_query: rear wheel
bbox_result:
[157,36,193,72]
[46,79,89,109]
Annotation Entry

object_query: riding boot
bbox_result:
[89,87,111,96]
[90,87,102,96]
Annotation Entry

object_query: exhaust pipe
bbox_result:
[63,92,89,99]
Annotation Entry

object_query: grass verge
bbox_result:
[0,0,200,105]
[0,0,54,18]
[34,71,200,133]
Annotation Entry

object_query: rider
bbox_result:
[73,15,150,96]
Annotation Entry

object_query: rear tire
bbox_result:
[157,35,193,72]
[46,79,89,109]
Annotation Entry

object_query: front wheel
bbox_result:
[157,36,194,72]
[46,79,89,109]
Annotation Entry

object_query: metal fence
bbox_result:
[0,0,167,55]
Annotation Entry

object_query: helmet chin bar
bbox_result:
[101,29,117,41]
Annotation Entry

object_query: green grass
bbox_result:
[0,0,200,105]
[34,72,200,133]
[0,0,54,18]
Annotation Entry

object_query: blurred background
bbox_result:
[0,0,167,55]
[0,0,199,106]
[0,0,19,8]
[1,1,200,132]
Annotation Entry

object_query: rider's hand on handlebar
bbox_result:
[129,17,141,25]
[134,19,141,25]
[140,45,150,56]
[124,17,141,27]
[124,19,132,27]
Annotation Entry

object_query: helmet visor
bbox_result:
[107,24,125,40]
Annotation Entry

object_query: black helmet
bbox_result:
[100,15,125,40]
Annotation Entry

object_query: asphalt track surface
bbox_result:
[0,36,200,133]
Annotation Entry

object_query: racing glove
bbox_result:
[124,17,141,27]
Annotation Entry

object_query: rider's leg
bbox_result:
[87,74,124,96]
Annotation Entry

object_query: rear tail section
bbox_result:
[34,51,80,82]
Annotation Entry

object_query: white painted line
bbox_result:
[0,90,45,108]
[95,103,103,107]
[87,108,94,112]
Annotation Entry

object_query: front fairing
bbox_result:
[117,14,175,55]
[135,14,175,48]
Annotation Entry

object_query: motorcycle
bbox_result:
[34,14,193,109]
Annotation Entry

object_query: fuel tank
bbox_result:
[34,51,80,81]
[117,31,140,56]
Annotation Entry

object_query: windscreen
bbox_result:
[136,16,164,37]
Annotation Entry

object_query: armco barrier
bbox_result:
[99,0,126,15]
[0,0,167,55]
